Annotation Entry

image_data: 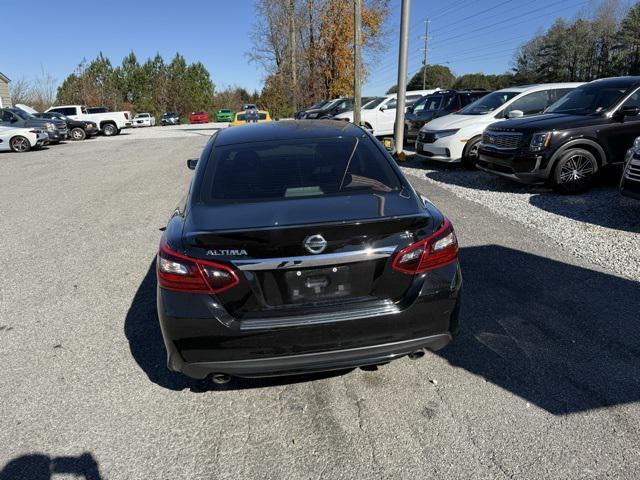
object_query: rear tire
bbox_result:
[551,148,597,194]
[102,123,117,136]
[461,136,481,169]
[10,136,31,153]
[70,127,86,141]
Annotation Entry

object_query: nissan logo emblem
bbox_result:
[304,234,328,254]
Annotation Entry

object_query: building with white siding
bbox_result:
[0,72,12,108]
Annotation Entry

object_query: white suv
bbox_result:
[334,89,439,136]
[415,83,583,167]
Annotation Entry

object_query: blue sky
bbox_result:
[1,0,595,97]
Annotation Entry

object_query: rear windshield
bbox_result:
[201,137,402,203]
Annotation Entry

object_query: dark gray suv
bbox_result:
[1,108,68,143]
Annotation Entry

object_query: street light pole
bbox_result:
[353,0,362,126]
[393,0,411,156]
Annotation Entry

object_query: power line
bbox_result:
[429,0,515,35]
[371,0,540,77]
[428,0,469,22]
[430,46,519,64]
[364,0,590,93]
[431,0,588,46]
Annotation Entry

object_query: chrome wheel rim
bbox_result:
[72,129,83,140]
[559,154,594,184]
[11,137,29,152]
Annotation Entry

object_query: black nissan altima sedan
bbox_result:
[157,120,462,383]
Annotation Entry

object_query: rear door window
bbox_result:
[200,137,402,203]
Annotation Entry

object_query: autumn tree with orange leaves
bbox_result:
[249,0,388,118]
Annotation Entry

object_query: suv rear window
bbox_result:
[201,137,402,203]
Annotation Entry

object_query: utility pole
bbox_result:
[393,0,411,155]
[290,0,297,114]
[421,19,430,90]
[353,0,362,126]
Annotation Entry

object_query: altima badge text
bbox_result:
[207,249,248,256]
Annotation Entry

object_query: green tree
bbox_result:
[616,2,640,74]
[453,73,517,90]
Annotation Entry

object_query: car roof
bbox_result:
[494,82,584,94]
[215,120,363,146]
[583,76,640,88]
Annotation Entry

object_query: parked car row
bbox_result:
[0,103,132,153]
[295,90,440,136]
[407,76,640,197]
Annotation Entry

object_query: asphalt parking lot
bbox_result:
[0,128,638,479]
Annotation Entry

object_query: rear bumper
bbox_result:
[175,333,453,378]
[158,262,462,378]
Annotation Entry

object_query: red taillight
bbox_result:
[392,218,458,274]
[124,112,129,119]
[157,239,240,293]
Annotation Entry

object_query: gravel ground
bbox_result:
[401,155,640,281]
[0,131,638,479]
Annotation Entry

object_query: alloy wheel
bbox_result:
[559,154,595,184]
[11,136,29,152]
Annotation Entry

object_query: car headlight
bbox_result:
[45,123,56,132]
[530,132,552,151]
[632,136,640,151]
[430,129,459,140]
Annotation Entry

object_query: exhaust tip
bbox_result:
[408,350,425,360]
[211,373,232,385]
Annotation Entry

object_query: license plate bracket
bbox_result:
[285,266,351,302]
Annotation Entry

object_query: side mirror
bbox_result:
[615,105,640,120]
[506,110,524,119]
[379,105,388,112]
[187,158,198,170]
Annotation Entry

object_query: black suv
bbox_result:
[477,77,640,193]
[404,89,488,143]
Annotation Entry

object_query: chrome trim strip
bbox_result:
[239,300,400,330]
[479,142,520,151]
[232,246,398,271]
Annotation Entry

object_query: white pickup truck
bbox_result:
[45,105,132,136]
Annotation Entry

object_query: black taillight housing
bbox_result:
[157,239,239,293]
[392,218,458,274]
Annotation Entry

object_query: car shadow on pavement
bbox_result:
[124,260,349,392]
[0,452,102,480]
[439,245,640,415]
